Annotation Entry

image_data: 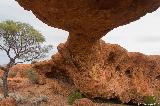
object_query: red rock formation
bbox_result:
[16,0,160,103]
[0,97,17,106]
[73,98,95,106]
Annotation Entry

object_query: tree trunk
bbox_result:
[2,68,9,98]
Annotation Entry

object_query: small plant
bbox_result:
[31,95,48,106]
[9,92,27,104]
[68,90,85,105]
[0,93,27,104]
[144,96,157,106]
[8,72,17,78]
[27,68,39,84]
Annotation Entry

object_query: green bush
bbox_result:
[68,90,84,105]
[27,68,39,84]
[144,96,157,106]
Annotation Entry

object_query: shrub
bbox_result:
[27,68,39,84]
[0,93,27,104]
[8,72,17,78]
[30,95,48,106]
[68,90,85,105]
[9,92,27,104]
[144,96,157,106]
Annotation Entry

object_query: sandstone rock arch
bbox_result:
[17,0,160,103]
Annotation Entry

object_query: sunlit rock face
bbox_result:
[17,0,160,39]
[17,0,160,103]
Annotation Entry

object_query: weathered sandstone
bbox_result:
[0,97,17,106]
[16,0,160,103]
[73,98,95,106]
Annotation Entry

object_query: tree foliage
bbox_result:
[0,20,52,98]
[0,20,52,64]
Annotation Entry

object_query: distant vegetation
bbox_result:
[27,68,39,84]
[0,20,52,98]
[68,90,85,105]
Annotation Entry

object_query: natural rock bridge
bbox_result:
[17,0,160,103]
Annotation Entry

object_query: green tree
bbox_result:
[0,20,52,98]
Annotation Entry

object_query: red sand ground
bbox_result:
[0,64,128,106]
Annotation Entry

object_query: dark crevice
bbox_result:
[156,75,160,80]
[45,67,74,85]
[93,97,137,106]
[124,100,138,106]
[125,68,132,78]
[93,97,122,104]
[115,65,121,72]
[108,52,116,63]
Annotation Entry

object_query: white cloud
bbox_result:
[103,8,160,55]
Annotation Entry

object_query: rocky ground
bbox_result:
[0,64,134,106]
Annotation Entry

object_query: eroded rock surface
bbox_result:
[17,0,160,103]
[0,97,17,106]
[73,98,95,106]
[35,41,160,103]
[17,0,160,39]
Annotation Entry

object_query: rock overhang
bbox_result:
[16,0,160,39]
[16,0,160,104]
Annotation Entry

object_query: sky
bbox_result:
[0,0,160,65]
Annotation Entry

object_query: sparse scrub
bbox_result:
[68,90,85,105]
[27,68,39,84]
[0,93,27,104]
[8,72,17,78]
[143,96,157,106]
[30,95,48,106]
[9,92,27,104]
